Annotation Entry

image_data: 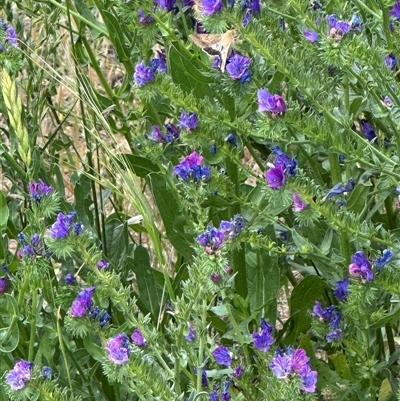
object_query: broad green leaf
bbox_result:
[126,246,163,322]
[73,0,106,38]
[0,191,9,231]
[246,247,279,323]
[83,336,104,362]
[148,173,194,260]
[370,303,400,329]
[104,219,128,267]
[346,183,371,213]
[122,154,160,178]
[329,353,353,380]
[378,379,394,401]
[320,227,334,255]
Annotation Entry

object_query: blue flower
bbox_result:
[49,212,81,239]
[29,179,53,202]
[210,143,217,154]
[335,21,351,35]
[201,0,223,15]
[178,111,198,131]
[213,345,232,366]
[360,119,376,141]
[225,133,237,146]
[97,259,110,271]
[41,366,52,379]
[209,390,219,401]
[65,274,75,285]
[134,61,155,86]
[138,8,154,25]
[326,328,343,343]
[326,14,337,28]
[99,311,111,327]
[375,249,393,270]
[173,152,210,182]
[151,125,164,142]
[265,164,285,189]
[349,251,373,282]
[151,50,167,73]
[252,318,274,352]
[242,0,260,13]
[350,15,363,31]
[242,10,251,27]
[385,53,397,70]
[298,365,317,393]
[312,301,335,322]
[324,179,356,200]
[185,324,196,341]
[333,277,349,301]
[6,26,18,47]
[303,29,318,42]
[0,277,6,293]
[233,365,243,379]
[226,54,251,82]
[165,123,180,140]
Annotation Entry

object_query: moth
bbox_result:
[189,30,236,72]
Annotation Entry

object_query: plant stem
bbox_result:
[28,289,37,361]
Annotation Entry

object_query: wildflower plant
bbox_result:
[3,0,400,400]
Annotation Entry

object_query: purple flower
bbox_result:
[384,95,393,106]
[185,324,196,341]
[134,61,155,86]
[299,365,318,392]
[209,390,219,401]
[326,14,337,28]
[165,123,179,140]
[333,277,349,301]
[138,8,154,25]
[65,274,75,285]
[212,55,221,69]
[6,26,18,47]
[257,89,286,114]
[105,333,131,365]
[178,111,198,131]
[326,328,343,343]
[242,0,260,13]
[42,366,52,379]
[6,360,33,390]
[210,273,221,284]
[360,119,376,141]
[303,29,318,42]
[90,306,100,320]
[131,328,147,346]
[252,318,274,352]
[173,152,210,182]
[349,251,373,282]
[242,10,252,26]
[151,125,164,142]
[29,179,53,202]
[154,0,176,11]
[375,249,393,270]
[213,345,232,366]
[291,349,309,372]
[200,0,223,15]
[350,15,363,31]
[182,0,195,6]
[151,50,167,73]
[265,164,285,189]
[194,366,208,387]
[390,2,400,19]
[274,147,297,177]
[97,259,110,271]
[99,311,111,327]
[312,301,335,322]
[69,286,96,317]
[22,245,35,257]
[335,21,351,35]
[0,277,6,292]
[385,53,398,70]
[293,193,307,212]
[225,133,238,146]
[269,354,293,378]
[233,365,243,379]
[226,54,251,82]
[49,212,80,239]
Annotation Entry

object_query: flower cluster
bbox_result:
[213,345,232,366]
[312,301,343,342]
[269,348,317,393]
[5,360,33,390]
[173,151,210,182]
[90,307,111,328]
[151,123,180,143]
[69,286,96,317]
[48,211,83,239]
[348,251,373,282]
[226,53,251,83]
[200,0,223,16]
[252,318,274,352]
[197,214,246,252]
[333,277,349,301]
[105,333,131,365]
[209,380,232,401]
[0,19,18,49]
[29,179,53,202]
[17,233,45,259]
[265,147,297,189]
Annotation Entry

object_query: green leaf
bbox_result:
[320,227,334,255]
[0,191,9,231]
[0,294,19,352]
[83,336,104,362]
[329,353,353,380]
[346,183,371,213]
[148,173,194,260]
[370,303,400,329]
[122,154,160,178]
[104,219,128,267]
[246,247,279,323]
[126,246,163,322]
[73,0,107,38]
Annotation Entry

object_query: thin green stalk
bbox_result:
[244,140,265,172]
[385,196,396,230]
[28,289,38,361]
[286,269,298,287]
[196,299,207,393]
